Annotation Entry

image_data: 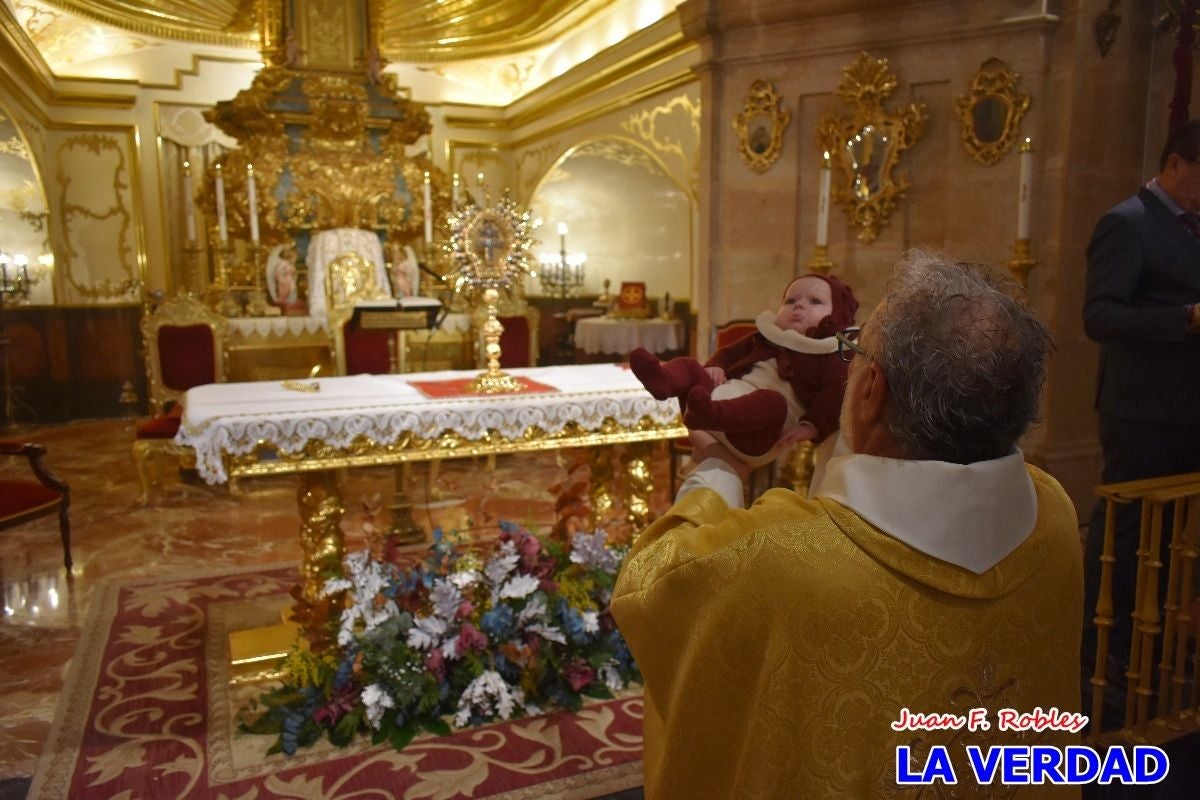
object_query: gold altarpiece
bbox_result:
[192,0,453,317]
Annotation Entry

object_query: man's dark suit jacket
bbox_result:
[1084,186,1200,424]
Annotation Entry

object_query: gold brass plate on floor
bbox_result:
[228,617,304,684]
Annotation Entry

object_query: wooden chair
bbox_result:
[1,441,71,569]
[133,294,227,504]
[326,253,395,375]
[668,319,759,496]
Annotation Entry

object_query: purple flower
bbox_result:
[563,659,595,692]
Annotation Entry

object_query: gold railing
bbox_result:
[1088,471,1200,746]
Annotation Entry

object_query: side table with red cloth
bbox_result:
[0,440,71,569]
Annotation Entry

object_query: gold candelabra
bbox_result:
[805,244,834,274]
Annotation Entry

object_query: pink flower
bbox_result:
[563,659,595,692]
[456,600,474,620]
[425,648,445,680]
[459,622,489,653]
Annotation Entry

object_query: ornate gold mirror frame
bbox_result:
[955,58,1031,166]
[733,80,791,173]
[816,52,927,243]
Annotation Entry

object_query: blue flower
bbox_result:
[481,604,514,640]
[557,599,591,645]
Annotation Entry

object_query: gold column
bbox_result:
[620,441,655,531]
[297,470,345,607]
[588,447,616,528]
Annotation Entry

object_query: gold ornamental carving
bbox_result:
[955,58,1031,167]
[733,80,791,174]
[816,52,927,243]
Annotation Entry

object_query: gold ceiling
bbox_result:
[36,0,619,61]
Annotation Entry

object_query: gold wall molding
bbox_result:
[514,140,561,200]
[623,92,700,200]
[32,0,253,48]
[954,58,1030,167]
[733,80,790,173]
[816,52,926,243]
[55,132,138,300]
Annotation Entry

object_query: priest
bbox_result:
[612,251,1083,797]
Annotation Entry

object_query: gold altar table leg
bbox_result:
[228,469,346,678]
[621,441,655,532]
[587,447,617,530]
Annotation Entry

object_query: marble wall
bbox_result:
[678,0,1182,511]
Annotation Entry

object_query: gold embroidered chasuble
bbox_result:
[611,465,1083,798]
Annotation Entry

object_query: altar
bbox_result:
[176,363,685,621]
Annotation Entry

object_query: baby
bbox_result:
[630,273,858,467]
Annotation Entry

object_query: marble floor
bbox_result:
[0,417,671,787]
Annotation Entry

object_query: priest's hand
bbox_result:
[688,429,751,483]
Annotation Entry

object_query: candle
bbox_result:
[182,160,197,243]
[246,163,260,244]
[452,172,461,209]
[423,171,433,243]
[214,163,228,244]
[816,150,832,247]
[1017,137,1034,240]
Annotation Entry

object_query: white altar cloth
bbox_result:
[575,317,684,355]
[177,363,679,484]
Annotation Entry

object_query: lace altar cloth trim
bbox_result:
[227,315,327,338]
[176,363,678,484]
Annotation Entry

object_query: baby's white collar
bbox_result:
[754,311,839,355]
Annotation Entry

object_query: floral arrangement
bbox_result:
[242,522,639,754]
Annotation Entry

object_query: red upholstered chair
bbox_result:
[327,253,395,375]
[668,319,759,495]
[1,441,71,569]
[133,294,227,504]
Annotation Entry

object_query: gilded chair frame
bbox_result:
[325,252,395,375]
[134,293,228,504]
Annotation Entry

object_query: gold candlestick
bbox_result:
[1007,237,1037,288]
[805,244,834,274]
[468,287,523,394]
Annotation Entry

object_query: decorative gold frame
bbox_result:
[816,52,927,243]
[733,80,791,173]
[955,58,1031,167]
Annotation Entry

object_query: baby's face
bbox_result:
[774,276,833,333]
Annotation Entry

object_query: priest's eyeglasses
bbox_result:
[836,327,866,362]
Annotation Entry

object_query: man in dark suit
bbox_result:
[1082,119,1200,726]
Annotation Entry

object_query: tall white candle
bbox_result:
[816,150,832,247]
[214,163,228,245]
[1017,137,1034,240]
[182,160,197,243]
[246,163,260,244]
[452,172,461,209]
[423,171,433,243]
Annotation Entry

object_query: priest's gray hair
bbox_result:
[871,250,1051,464]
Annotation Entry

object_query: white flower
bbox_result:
[430,578,463,620]
[499,574,539,600]
[484,541,520,586]
[569,530,620,573]
[453,670,526,727]
[518,595,547,625]
[442,635,460,660]
[449,569,479,589]
[598,660,625,692]
[581,610,599,634]
[406,615,447,650]
[526,623,566,644]
[362,683,395,730]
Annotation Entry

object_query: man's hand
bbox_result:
[776,422,818,449]
[688,429,751,483]
[705,366,727,386]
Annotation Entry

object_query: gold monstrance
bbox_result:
[445,191,536,393]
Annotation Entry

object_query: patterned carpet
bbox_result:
[1,418,669,796]
[27,564,644,800]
